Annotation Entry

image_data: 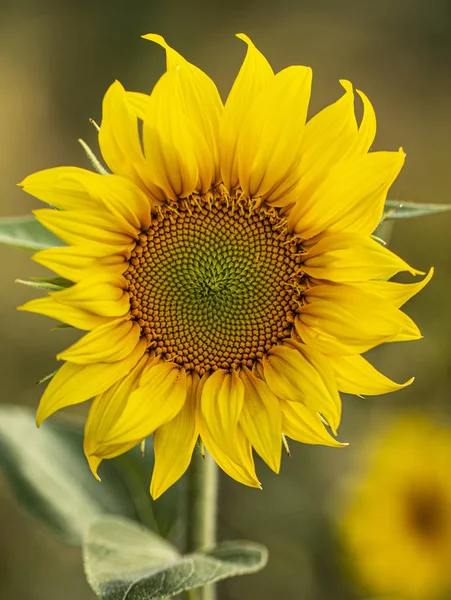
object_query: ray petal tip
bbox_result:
[142,33,167,48]
[86,454,102,482]
[338,79,353,93]
[235,33,253,45]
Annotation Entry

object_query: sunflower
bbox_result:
[340,417,451,600]
[18,34,431,499]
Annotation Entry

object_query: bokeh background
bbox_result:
[1,1,451,599]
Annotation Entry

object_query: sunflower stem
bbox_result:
[186,449,218,600]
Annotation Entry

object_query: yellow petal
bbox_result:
[302,232,422,282]
[262,342,341,433]
[220,34,274,190]
[57,319,140,364]
[268,80,357,207]
[302,80,357,169]
[356,267,434,308]
[237,65,312,199]
[296,284,421,355]
[17,295,111,330]
[351,89,377,155]
[19,167,103,211]
[125,91,149,120]
[199,417,260,489]
[32,244,130,283]
[142,71,210,199]
[288,150,405,239]
[93,362,187,454]
[84,353,149,478]
[21,167,152,233]
[36,338,147,425]
[85,255,129,279]
[143,34,223,185]
[280,399,346,447]
[239,367,282,473]
[50,274,129,318]
[99,80,165,203]
[196,372,260,488]
[328,353,414,396]
[33,208,135,247]
[199,369,245,465]
[84,174,152,232]
[150,373,199,499]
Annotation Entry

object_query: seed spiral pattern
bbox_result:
[124,195,305,374]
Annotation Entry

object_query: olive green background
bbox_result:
[1,0,450,598]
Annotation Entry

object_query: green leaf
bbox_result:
[15,276,74,292]
[33,276,73,287]
[83,516,268,600]
[0,214,64,250]
[384,200,451,220]
[0,405,187,546]
[0,405,149,545]
[373,220,395,246]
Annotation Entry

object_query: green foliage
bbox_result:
[0,405,268,595]
[0,405,184,545]
[0,215,63,250]
[384,200,451,219]
[83,515,268,600]
[15,276,73,292]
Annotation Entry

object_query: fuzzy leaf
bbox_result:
[0,405,186,546]
[83,515,268,600]
[0,405,151,545]
[0,214,63,250]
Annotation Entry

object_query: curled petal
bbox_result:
[296,284,422,355]
[262,342,341,433]
[328,353,414,396]
[237,65,312,199]
[220,34,274,190]
[99,80,164,202]
[143,34,223,185]
[197,373,260,488]
[151,373,199,499]
[84,353,149,477]
[50,274,129,318]
[17,295,110,330]
[288,150,405,239]
[280,399,346,447]
[36,339,147,426]
[302,232,422,282]
[199,369,245,465]
[356,267,434,308]
[92,362,187,457]
[239,367,282,473]
[57,319,141,364]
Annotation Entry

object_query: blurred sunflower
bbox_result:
[19,34,431,498]
[341,417,451,599]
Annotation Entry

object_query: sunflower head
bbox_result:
[341,417,451,600]
[18,33,431,498]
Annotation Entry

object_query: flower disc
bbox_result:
[126,195,303,374]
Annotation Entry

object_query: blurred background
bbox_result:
[1,0,451,599]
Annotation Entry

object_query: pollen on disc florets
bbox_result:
[124,191,306,375]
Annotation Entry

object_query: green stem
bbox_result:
[186,448,218,600]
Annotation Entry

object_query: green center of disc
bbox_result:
[125,196,303,374]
